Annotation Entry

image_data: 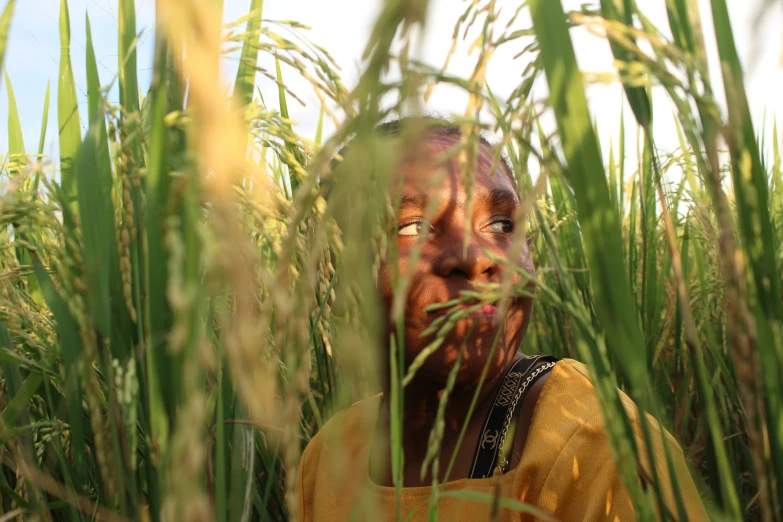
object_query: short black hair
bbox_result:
[372,117,516,184]
[324,116,517,198]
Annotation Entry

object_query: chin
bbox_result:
[402,322,515,389]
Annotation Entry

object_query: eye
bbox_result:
[397,220,431,237]
[486,219,514,234]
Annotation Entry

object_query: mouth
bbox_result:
[427,301,498,317]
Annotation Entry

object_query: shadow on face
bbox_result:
[377,133,535,390]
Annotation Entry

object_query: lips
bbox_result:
[430,302,498,317]
[475,304,497,316]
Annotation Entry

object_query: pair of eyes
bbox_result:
[397,218,515,236]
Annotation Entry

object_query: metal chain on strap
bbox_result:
[494,361,557,474]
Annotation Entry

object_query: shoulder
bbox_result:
[534,358,678,453]
[537,358,649,426]
[534,358,606,423]
[299,394,381,484]
[525,359,708,520]
[527,359,616,460]
[301,394,382,466]
[527,358,687,491]
[296,395,381,521]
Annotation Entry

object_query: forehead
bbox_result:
[393,135,517,198]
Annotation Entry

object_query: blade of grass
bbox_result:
[85,16,101,125]
[58,0,81,215]
[215,353,230,521]
[0,0,15,76]
[0,367,43,430]
[79,14,115,338]
[5,72,27,261]
[530,0,645,380]
[38,377,85,521]
[640,137,658,367]
[118,0,146,337]
[710,0,779,307]
[118,0,140,114]
[229,402,255,521]
[0,321,40,511]
[233,0,263,107]
[35,81,50,175]
[5,73,45,303]
[529,2,677,519]
[597,4,713,515]
[608,140,618,210]
[390,332,404,522]
[144,21,178,438]
[87,16,135,512]
[711,0,783,516]
[314,106,324,148]
[5,72,24,154]
[619,101,626,214]
[599,0,651,130]
[275,56,306,194]
[32,259,88,490]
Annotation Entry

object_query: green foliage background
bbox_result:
[0,0,781,520]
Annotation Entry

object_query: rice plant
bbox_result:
[0,0,780,520]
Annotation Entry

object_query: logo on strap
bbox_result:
[480,429,500,450]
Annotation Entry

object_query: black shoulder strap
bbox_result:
[468,355,558,479]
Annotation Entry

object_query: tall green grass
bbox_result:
[0,0,780,520]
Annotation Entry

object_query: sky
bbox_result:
[0,0,781,172]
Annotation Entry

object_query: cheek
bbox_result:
[376,245,413,310]
[378,246,438,330]
[504,298,533,344]
[377,264,393,311]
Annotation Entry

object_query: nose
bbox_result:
[435,235,498,281]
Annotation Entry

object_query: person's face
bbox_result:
[377,134,534,389]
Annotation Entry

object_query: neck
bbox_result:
[374,360,515,485]
[396,380,493,456]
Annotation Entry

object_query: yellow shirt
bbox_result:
[296,359,709,521]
